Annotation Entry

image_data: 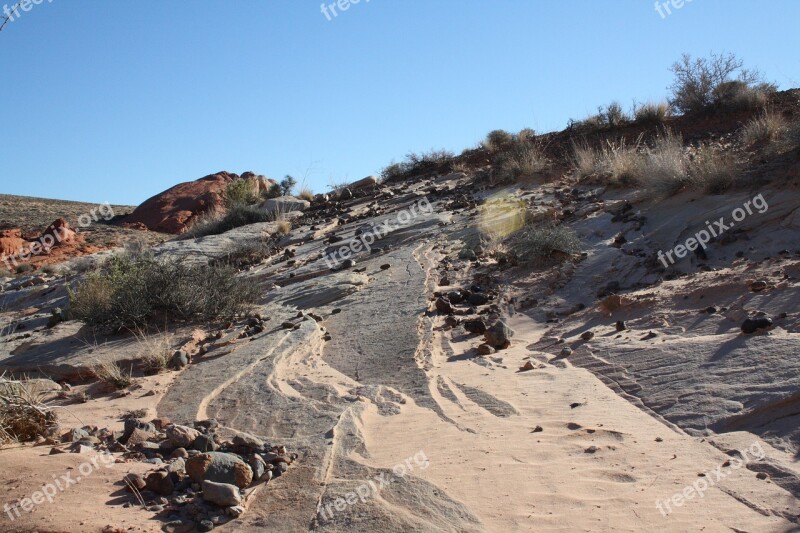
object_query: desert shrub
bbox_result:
[280,176,297,196]
[483,130,514,152]
[265,183,282,199]
[740,110,788,145]
[493,143,549,183]
[508,222,581,266]
[212,239,274,270]
[0,374,56,446]
[668,52,776,115]
[15,264,34,274]
[380,149,455,181]
[298,187,314,202]
[185,204,274,239]
[224,179,261,207]
[517,128,537,143]
[634,101,671,125]
[688,144,740,194]
[0,266,14,277]
[69,255,259,330]
[92,359,132,389]
[598,102,630,128]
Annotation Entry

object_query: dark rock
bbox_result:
[145,470,175,496]
[171,350,189,369]
[193,434,217,452]
[741,317,772,334]
[463,319,487,335]
[615,321,627,331]
[580,331,594,341]
[484,320,514,349]
[477,344,495,356]
[435,297,453,314]
[467,293,489,306]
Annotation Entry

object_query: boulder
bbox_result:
[119,171,239,234]
[260,196,310,215]
[240,171,278,196]
[202,480,242,507]
[41,218,77,248]
[145,470,175,496]
[186,452,253,488]
[232,432,264,450]
[0,228,27,257]
[484,320,514,349]
[165,424,201,449]
[741,317,772,334]
[350,176,379,190]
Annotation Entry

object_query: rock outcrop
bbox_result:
[119,171,239,234]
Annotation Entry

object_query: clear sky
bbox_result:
[1,1,798,205]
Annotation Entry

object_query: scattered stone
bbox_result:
[750,280,768,292]
[741,317,772,334]
[468,293,489,306]
[458,248,477,261]
[444,316,459,328]
[559,347,573,358]
[756,472,768,480]
[166,425,201,449]
[615,321,627,332]
[249,455,267,481]
[477,344,495,356]
[484,320,514,349]
[281,322,296,330]
[580,331,594,341]
[380,264,391,270]
[171,350,189,369]
[145,470,175,496]
[584,446,600,454]
[225,506,245,518]
[197,520,215,532]
[532,426,543,433]
[705,306,717,314]
[435,297,453,314]
[187,452,253,488]
[202,480,242,507]
[342,259,356,269]
[232,432,264,450]
[193,434,217,452]
[123,473,147,491]
[519,361,535,372]
[463,319,487,335]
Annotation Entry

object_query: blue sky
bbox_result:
[1,1,798,204]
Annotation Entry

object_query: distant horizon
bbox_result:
[2,1,798,205]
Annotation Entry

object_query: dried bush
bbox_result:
[668,52,776,115]
[508,222,581,266]
[0,374,56,446]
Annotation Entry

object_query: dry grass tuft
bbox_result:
[0,374,57,446]
[298,187,314,202]
[92,358,133,390]
[134,328,173,374]
[740,110,788,146]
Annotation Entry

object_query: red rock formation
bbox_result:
[119,171,239,234]
[0,228,27,258]
[40,218,77,248]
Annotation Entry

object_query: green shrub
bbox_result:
[224,179,261,207]
[185,204,274,239]
[280,175,297,196]
[380,149,455,181]
[69,255,259,330]
[483,130,514,152]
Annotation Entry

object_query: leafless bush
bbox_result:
[0,374,57,446]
